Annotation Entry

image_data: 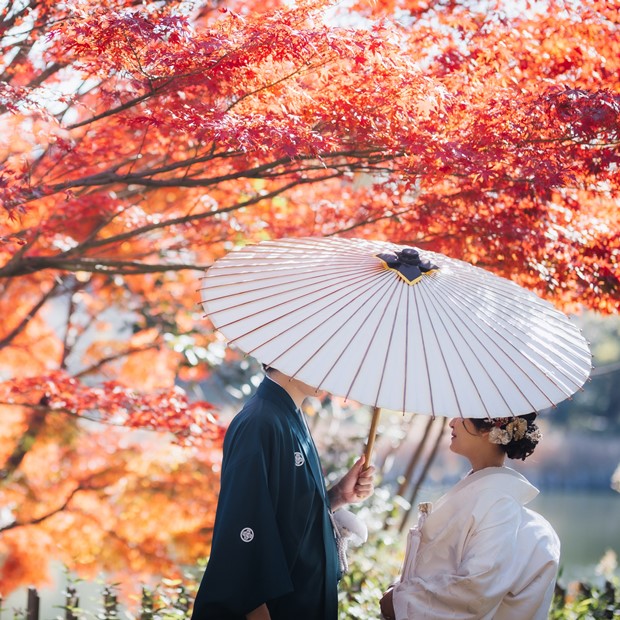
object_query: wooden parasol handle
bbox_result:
[363,406,382,469]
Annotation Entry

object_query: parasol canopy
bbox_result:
[199,237,592,458]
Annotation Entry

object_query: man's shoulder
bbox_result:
[227,393,290,436]
[222,395,297,466]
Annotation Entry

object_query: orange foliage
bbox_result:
[0,0,619,597]
[0,425,221,593]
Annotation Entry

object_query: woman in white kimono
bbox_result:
[380,413,560,620]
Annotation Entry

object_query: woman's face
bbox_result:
[449,417,485,459]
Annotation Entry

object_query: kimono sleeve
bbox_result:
[392,496,523,620]
[198,427,294,616]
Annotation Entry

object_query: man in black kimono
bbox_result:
[191,367,375,620]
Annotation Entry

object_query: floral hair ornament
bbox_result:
[488,417,529,445]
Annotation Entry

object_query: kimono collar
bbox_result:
[256,375,300,413]
[460,466,539,506]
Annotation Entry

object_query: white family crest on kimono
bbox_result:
[392,467,560,620]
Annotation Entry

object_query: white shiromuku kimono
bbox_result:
[392,467,560,620]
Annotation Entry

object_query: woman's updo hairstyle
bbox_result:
[470,413,541,461]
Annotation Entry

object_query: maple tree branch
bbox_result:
[0,46,27,86]
[28,130,86,182]
[8,257,210,276]
[0,171,348,279]
[326,205,418,236]
[66,79,175,130]
[0,280,61,349]
[125,126,150,176]
[43,173,342,258]
[61,206,127,253]
[0,399,49,485]
[74,342,162,379]
[262,157,398,178]
[82,147,247,184]
[60,278,84,370]
[226,54,332,114]
[56,79,102,126]
[124,137,378,185]
[519,134,618,147]
[0,484,84,532]
[13,146,392,211]
[0,227,41,273]
[42,147,391,196]
[0,1,31,32]
[0,465,123,532]
[27,61,66,88]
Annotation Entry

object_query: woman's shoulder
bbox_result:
[522,506,561,544]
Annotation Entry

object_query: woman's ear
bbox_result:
[473,423,494,442]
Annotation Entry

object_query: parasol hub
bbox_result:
[376,247,439,285]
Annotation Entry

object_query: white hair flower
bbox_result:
[489,427,512,445]
[488,417,540,446]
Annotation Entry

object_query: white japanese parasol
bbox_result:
[199,237,592,461]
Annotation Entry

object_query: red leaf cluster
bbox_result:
[0,371,224,446]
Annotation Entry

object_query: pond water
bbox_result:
[528,490,620,584]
